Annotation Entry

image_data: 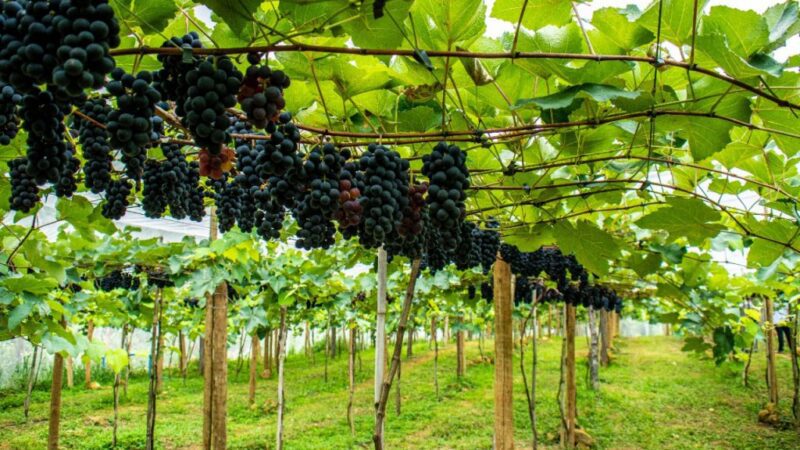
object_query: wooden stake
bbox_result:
[211,283,228,449]
[249,333,259,406]
[145,288,162,450]
[276,307,288,450]
[47,349,64,450]
[85,320,94,388]
[65,356,73,389]
[493,255,514,450]
[765,296,779,406]
[374,247,388,447]
[456,321,466,378]
[600,310,610,367]
[588,308,600,390]
[179,330,187,378]
[563,304,577,449]
[262,329,272,378]
[348,319,356,435]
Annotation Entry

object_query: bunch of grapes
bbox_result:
[207,175,241,233]
[153,32,203,112]
[472,224,500,273]
[234,137,265,190]
[182,56,242,154]
[354,144,410,248]
[0,0,61,92]
[8,157,39,212]
[141,159,167,218]
[423,219,451,273]
[238,53,291,129]
[480,282,493,302]
[54,148,79,197]
[454,222,480,271]
[75,99,113,193]
[254,187,285,240]
[161,143,204,220]
[50,0,121,97]
[0,82,21,145]
[106,68,160,180]
[387,182,428,259]
[254,113,302,179]
[101,178,132,220]
[97,269,139,291]
[184,160,205,221]
[499,243,521,266]
[332,158,361,236]
[514,277,533,306]
[422,142,470,251]
[292,143,345,249]
[19,87,72,185]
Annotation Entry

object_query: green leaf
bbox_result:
[412,0,486,48]
[702,6,769,56]
[490,0,572,31]
[764,1,800,51]
[696,34,781,79]
[682,336,711,353]
[514,83,639,110]
[591,7,654,51]
[553,220,621,275]
[106,348,129,374]
[204,0,261,39]
[8,302,33,329]
[636,197,724,245]
[114,0,177,34]
[639,0,710,46]
[344,0,415,50]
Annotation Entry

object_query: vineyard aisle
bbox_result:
[1,337,797,449]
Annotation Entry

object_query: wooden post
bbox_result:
[47,350,64,450]
[765,296,779,406]
[156,328,165,394]
[276,307,288,450]
[145,289,162,450]
[456,321,466,378]
[85,320,94,388]
[347,319,356,435]
[493,255,514,450]
[65,356,73,389]
[179,330,187,378]
[563,304,577,449]
[202,208,228,450]
[262,330,272,378]
[600,310,610,367]
[249,333,259,406]
[374,247,388,448]
[444,316,450,344]
[588,308,600,390]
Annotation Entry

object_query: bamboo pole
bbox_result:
[600,310,610,367]
[262,330,272,378]
[456,320,466,378]
[84,320,94,388]
[493,255,514,450]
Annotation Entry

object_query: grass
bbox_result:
[1,335,798,449]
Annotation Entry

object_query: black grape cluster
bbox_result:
[106,68,160,180]
[153,32,202,113]
[499,244,588,292]
[514,277,532,306]
[255,113,302,179]
[238,53,291,129]
[388,182,427,259]
[141,159,167,218]
[19,87,72,185]
[50,0,121,97]
[160,143,199,220]
[207,175,241,233]
[101,178,131,220]
[454,222,480,270]
[75,99,112,193]
[373,0,388,18]
[54,147,79,197]
[0,0,120,96]
[422,142,469,251]
[333,159,362,239]
[293,143,345,249]
[182,56,242,154]
[8,157,39,212]
[472,223,500,273]
[0,83,21,145]
[354,144,410,248]
[480,282,493,302]
[97,269,139,291]
[423,218,450,273]
[254,187,285,240]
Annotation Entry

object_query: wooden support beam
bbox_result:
[493,255,514,450]
[765,296,779,406]
[563,303,577,449]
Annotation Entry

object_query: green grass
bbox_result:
[1,336,798,449]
